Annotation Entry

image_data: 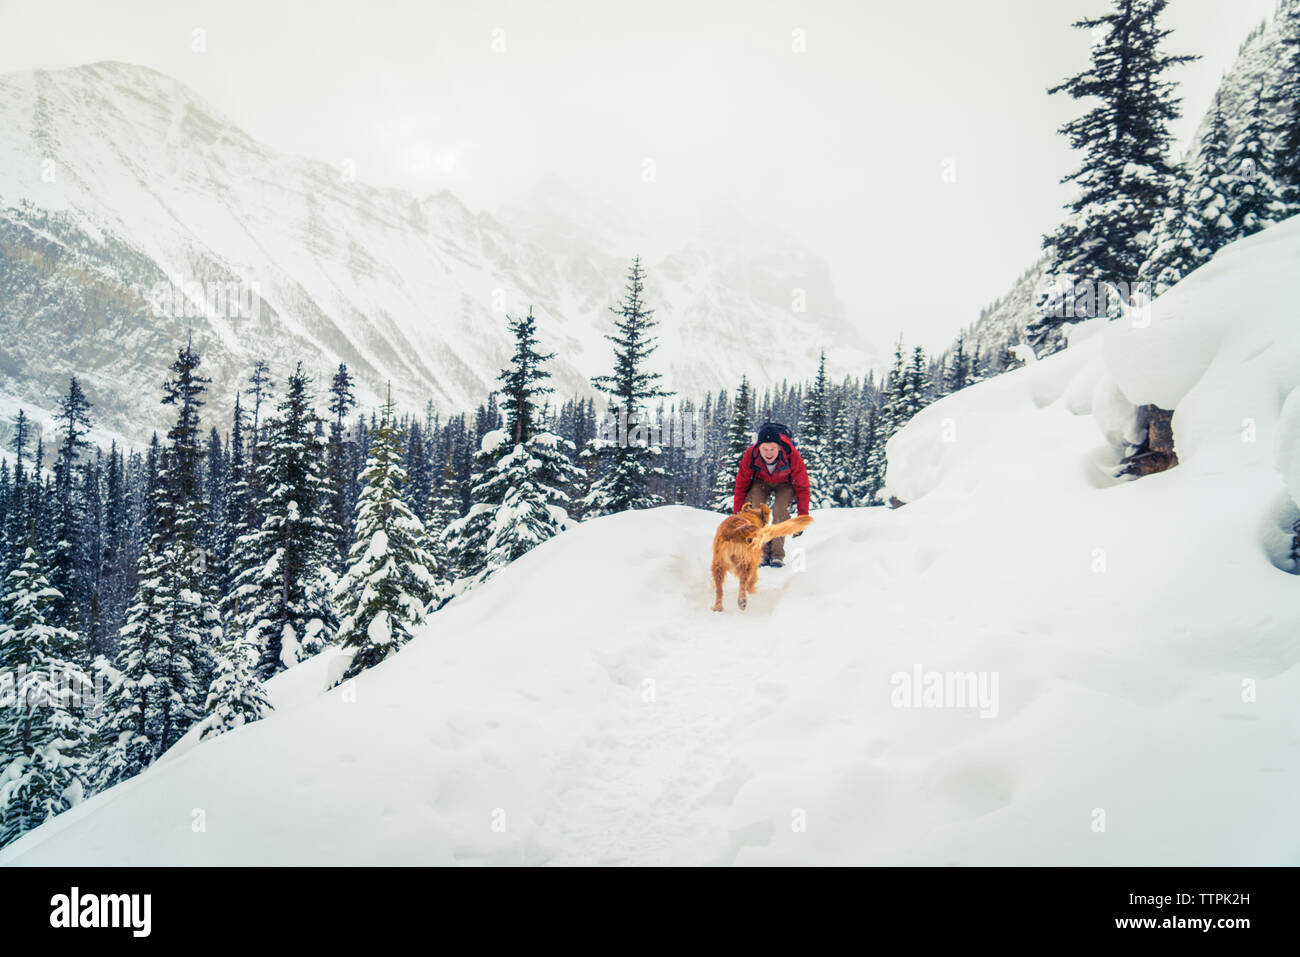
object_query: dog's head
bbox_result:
[741,502,771,525]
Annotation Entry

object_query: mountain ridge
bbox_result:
[0,60,875,440]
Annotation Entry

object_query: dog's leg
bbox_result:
[736,562,751,610]
[711,561,725,612]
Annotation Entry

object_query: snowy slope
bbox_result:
[4,217,1300,866]
[0,62,873,439]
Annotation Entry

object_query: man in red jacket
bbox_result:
[732,423,811,567]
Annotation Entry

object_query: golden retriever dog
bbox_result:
[711,503,813,611]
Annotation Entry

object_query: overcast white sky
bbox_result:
[0,0,1279,354]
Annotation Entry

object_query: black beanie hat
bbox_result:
[756,424,783,446]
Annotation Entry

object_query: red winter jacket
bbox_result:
[732,432,811,515]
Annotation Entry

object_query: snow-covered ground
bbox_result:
[3,219,1299,866]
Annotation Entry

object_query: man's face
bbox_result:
[759,441,780,463]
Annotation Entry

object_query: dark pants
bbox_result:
[746,480,795,561]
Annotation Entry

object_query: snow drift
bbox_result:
[3,220,1300,866]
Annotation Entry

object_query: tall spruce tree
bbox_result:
[902,346,933,421]
[1269,1,1300,212]
[49,377,93,631]
[97,442,130,660]
[944,334,971,395]
[710,376,753,512]
[1228,82,1289,237]
[853,406,881,503]
[228,364,337,680]
[865,341,908,502]
[1030,0,1198,349]
[7,410,31,568]
[581,258,672,516]
[334,389,441,683]
[326,363,357,571]
[197,621,271,742]
[95,341,218,788]
[800,352,833,509]
[1141,96,1234,294]
[0,548,97,848]
[423,454,462,584]
[444,309,583,585]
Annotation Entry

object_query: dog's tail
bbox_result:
[756,514,813,543]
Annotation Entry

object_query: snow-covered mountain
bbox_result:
[4,213,1298,866]
[0,61,874,441]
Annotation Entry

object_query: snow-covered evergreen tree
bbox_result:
[901,346,932,423]
[227,363,337,681]
[943,334,971,395]
[333,391,440,684]
[1228,82,1289,237]
[197,622,270,741]
[49,376,93,633]
[1030,0,1198,349]
[423,455,462,581]
[800,352,834,509]
[1141,96,1234,294]
[5,410,32,570]
[1269,0,1300,212]
[326,363,358,573]
[865,341,907,503]
[444,309,584,587]
[94,341,219,788]
[441,429,510,582]
[709,376,753,512]
[581,258,672,516]
[0,548,97,847]
[826,402,856,507]
[852,406,881,503]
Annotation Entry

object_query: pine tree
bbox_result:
[246,360,274,453]
[1269,1,1300,212]
[197,624,271,742]
[229,364,337,681]
[865,341,908,503]
[0,548,97,848]
[334,390,440,683]
[827,402,857,507]
[444,310,584,585]
[78,450,104,664]
[97,442,130,660]
[49,377,93,631]
[1141,96,1234,294]
[95,342,219,788]
[709,376,753,512]
[581,258,673,516]
[0,462,10,580]
[481,430,584,573]
[441,430,510,581]
[800,352,834,509]
[423,454,462,582]
[1228,82,1289,237]
[1030,0,1198,350]
[93,525,169,789]
[902,346,933,421]
[852,406,881,503]
[944,334,971,394]
[6,410,31,569]
[158,337,218,699]
[326,363,357,571]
